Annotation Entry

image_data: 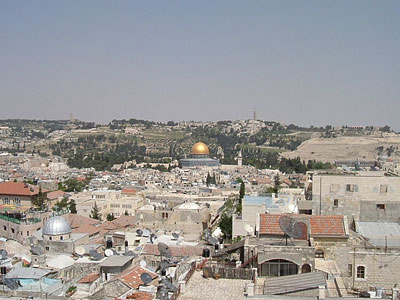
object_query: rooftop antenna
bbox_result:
[279,216,304,246]
[150,233,157,244]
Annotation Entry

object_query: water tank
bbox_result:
[376,287,384,298]
[202,248,210,258]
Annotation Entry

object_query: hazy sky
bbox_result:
[1,1,399,129]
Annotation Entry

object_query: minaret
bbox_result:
[238,150,243,167]
[253,109,257,121]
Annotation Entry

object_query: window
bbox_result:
[330,184,340,192]
[356,266,365,279]
[315,249,325,258]
[379,185,388,194]
[60,236,63,240]
[49,236,52,240]
[13,197,21,206]
[11,228,15,234]
[348,264,352,276]
[376,204,385,210]
[301,264,311,273]
[333,199,339,207]
[3,197,10,205]
[260,259,298,277]
[346,184,358,192]
[45,247,49,251]
[3,226,6,231]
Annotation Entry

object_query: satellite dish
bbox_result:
[105,249,114,257]
[158,242,172,258]
[0,249,8,259]
[143,229,151,237]
[136,229,143,236]
[134,246,143,253]
[294,222,308,240]
[205,203,210,208]
[140,260,147,268]
[140,272,153,285]
[244,224,254,235]
[279,216,302,239]
[75,246,85,256]
[172,232,179,240]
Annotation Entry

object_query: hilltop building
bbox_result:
[180,142,220,168]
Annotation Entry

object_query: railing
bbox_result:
[0,214,41,225]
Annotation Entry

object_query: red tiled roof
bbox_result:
[143,244,203,257]
[259,214,287,235]
[252,178,272,184]
[78,273,100,284]
[72,224,100,235]
[122,189,137,194]
[126,291,154,300]
[47,190,65,200]
[112,215,136,228]
[259,214,346,237]
[310,215,345,237]
[118,266,157,289]
[0,182,40,196]
[63,214,101,228]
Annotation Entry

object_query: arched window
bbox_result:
[315,249,324,258]
[260,259,298,277]
[301,264,311,273]
[356,266,365,279]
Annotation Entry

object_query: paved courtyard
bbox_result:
[178,269,251,300]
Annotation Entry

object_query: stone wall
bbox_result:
[306,173,400,222]
[348,248,400,290]
[90,279,130,300]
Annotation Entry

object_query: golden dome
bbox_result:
[191,142,210,155]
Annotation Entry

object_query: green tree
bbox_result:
[273,173,280,194]
[33,187,46,210]
[211,174,216,185]
[239,181,245,200]
[69,199,77,214]
[54,197,69,212]
[106,213,115,221]
[219,213,232,240]
[206,172,211,186]
[90,202,101,220]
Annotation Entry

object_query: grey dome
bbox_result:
[43,216,71,236]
